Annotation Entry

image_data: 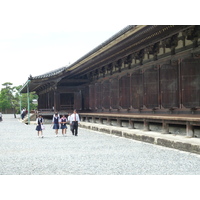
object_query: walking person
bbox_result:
[0,111,2,122]
[67,113,73,135]
[52,113,60,137]
[70,110,80,136]
[35,115,44,138]
[21,108,25,120]
[60,115,67,136]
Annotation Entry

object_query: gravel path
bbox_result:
[1,114,200,175]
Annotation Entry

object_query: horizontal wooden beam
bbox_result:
[60,79,89,83]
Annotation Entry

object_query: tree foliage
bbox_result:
[0,82,38,114]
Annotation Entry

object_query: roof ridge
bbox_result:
[31,66,67,79]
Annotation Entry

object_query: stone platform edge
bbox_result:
[79,122,200,155]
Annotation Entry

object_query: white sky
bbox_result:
[0,0,197,89]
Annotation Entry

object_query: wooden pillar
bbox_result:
[162,121,169,134]
[107,117,111,125]
[47,92,50,109]
[143,119,149,131]
[51,90,54,110]
[54,91,60,111]
[85,117,89,122]
[186,122,194,137]
[99,118,103,124]
[128,119,134,129]
[92,116,95,123]
[41,94,44,109]
[54,91,57,111]
[44,93,47,108]
[117,118,122,127]
[37,95,41,109]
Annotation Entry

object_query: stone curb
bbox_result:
[80,122,200,155]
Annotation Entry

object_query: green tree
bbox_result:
[0,82,38,116]
[0,82,14,113]
[20,91,38,112]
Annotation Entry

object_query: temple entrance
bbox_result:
[60,93,74,111]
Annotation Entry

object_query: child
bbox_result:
[36,115,44,138]
[52,113,60,137]
[60,115,67,136]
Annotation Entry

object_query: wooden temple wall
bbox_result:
[87,56,200,114]
[36,56,200,115]
[35,26,200,115]
[37,90,54,110]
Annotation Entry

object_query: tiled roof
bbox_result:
[29,66,67,80]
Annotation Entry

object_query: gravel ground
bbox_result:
[1,114,200,175]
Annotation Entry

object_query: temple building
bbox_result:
[20,25,200,137]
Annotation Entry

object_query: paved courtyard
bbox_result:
[1,114,200,175]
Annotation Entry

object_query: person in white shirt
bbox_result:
[70,110,80,136]
[67,113,71,121]
[21,108,25,119]
[67,113,73,134]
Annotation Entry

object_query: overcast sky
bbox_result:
[0,0,129,89]
[0,0,196,89]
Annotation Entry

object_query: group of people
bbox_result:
[36,109,80,138]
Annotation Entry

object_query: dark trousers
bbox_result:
[72,121,78,135]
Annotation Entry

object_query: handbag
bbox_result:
[41,125,45,130]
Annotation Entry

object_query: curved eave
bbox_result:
[31,66,67,80]
[19,80,31,93]
[19,67,67,93]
